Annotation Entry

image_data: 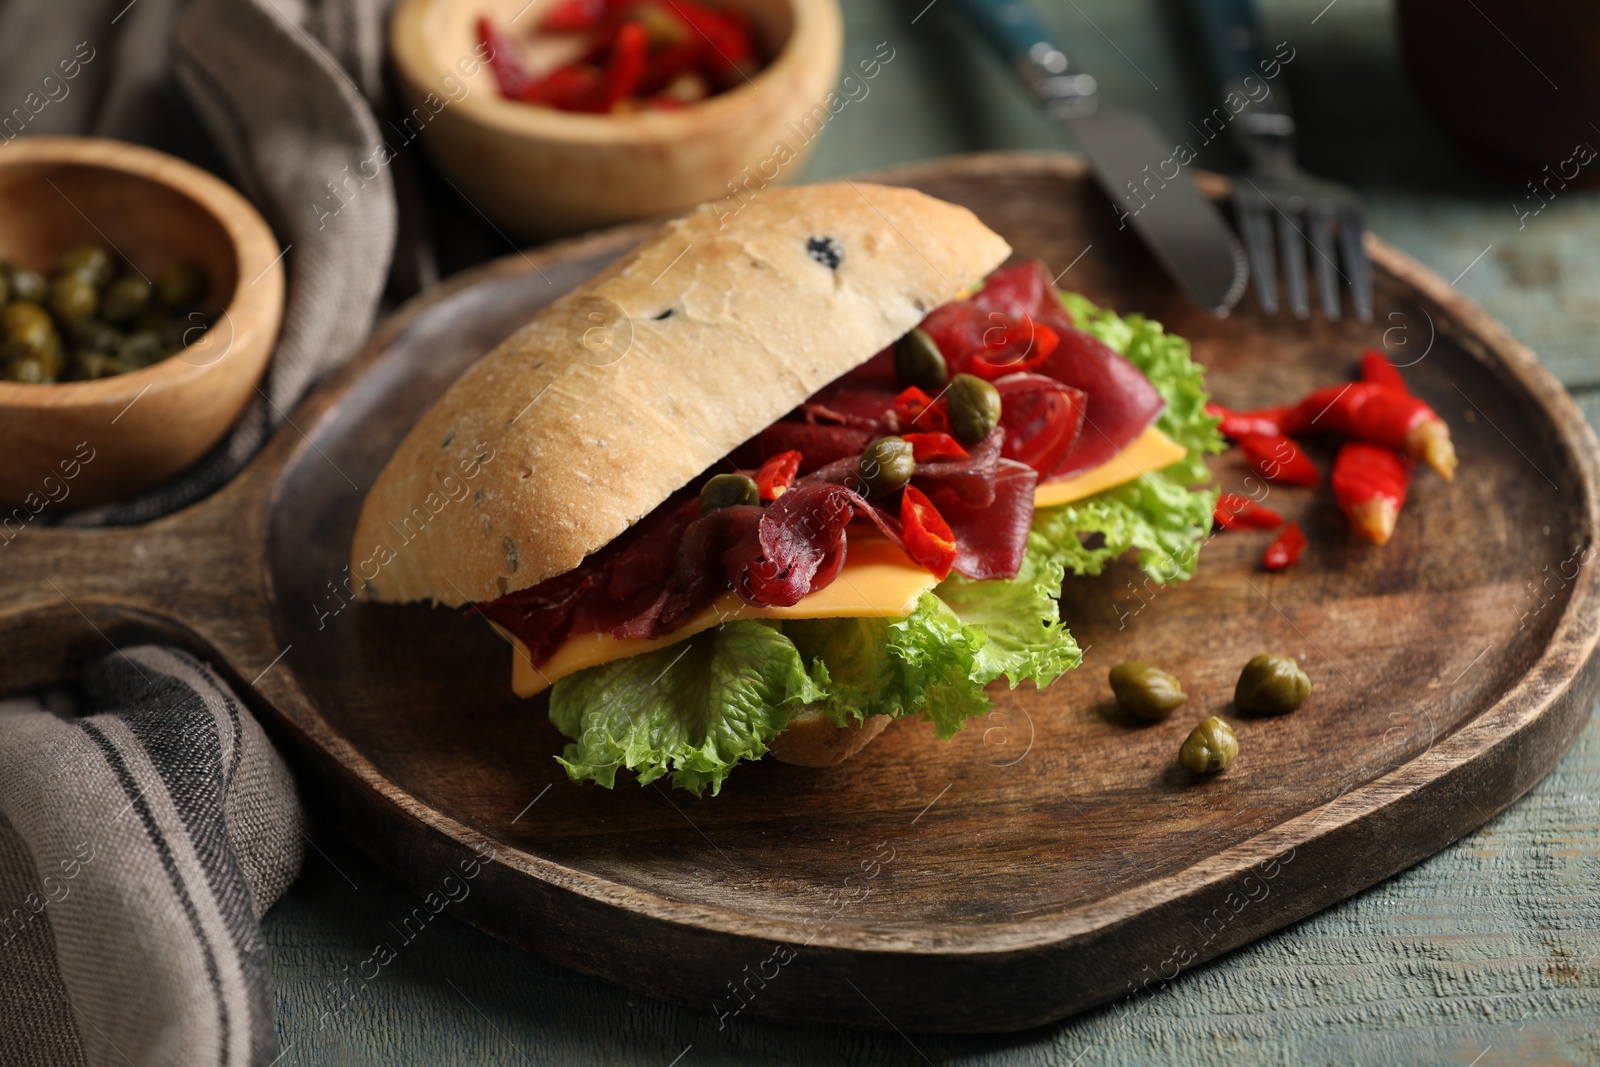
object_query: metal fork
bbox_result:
[1191,0,1373,322]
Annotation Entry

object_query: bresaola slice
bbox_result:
[993,372,1086,478]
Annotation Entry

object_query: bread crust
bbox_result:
[351,182,1010,605]
[768,707,893,767]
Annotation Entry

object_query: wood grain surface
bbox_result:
[3,153,1597,1034]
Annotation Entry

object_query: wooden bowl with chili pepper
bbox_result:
[0,137,284,510]
[389,0,843,237]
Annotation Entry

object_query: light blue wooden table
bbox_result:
[268,1,1600,1061]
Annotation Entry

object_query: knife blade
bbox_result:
[951,0,1248,316]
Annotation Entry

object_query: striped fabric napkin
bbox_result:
[0,0,401,1064]
[0,647,304,1065]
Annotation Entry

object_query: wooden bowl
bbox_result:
[390,0,843,238]
[0,138,284,510]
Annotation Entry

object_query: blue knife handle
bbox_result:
[1190,0,1271,97]
[950,0,1058,67]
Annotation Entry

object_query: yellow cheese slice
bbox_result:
[508,425,1189,696]
[509,536,939,697]
[1032,425,1186,508]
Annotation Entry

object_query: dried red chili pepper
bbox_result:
[901,432,968,462]
[1282,382,1456,481]
[1214,493,1284,531]
[900,484,958,580]
[1332,443,1411,545]
[753,450,800,500]
[1237,434,1322,487]
[1359,349,1409,393]
[478,17,537,99]
[1206,402,1290,440]
[528,64,602,109]
[1263,521,1306,571]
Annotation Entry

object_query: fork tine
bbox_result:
[1308,198,1341,322]
[1337,207,1374,323]
[1236,194,1278,316]
[1277,197,1310,320]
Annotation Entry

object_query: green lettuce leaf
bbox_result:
[548,620,824,795]
[550,559,1081,792]
[1030,292,1224,582]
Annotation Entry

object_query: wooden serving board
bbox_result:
[5,153,1599,1033]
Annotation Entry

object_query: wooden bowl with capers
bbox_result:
[0,137,284,509]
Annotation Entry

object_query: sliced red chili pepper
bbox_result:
[890,386,950,435]
[478,17,537,99]
[1282,382,1456,481]
[1332,443,1411,545]
[1237,434,1322,487]
[1359,349,1409,393]
[541,0,608,31]
[1206,402,1290,440]
[672,0,753,73]
[639,40,700,95]
[1263,521,1306,571]
[993,372,1086,478]
[969,318,1060,379]
[1214,493,1284,531]
[901,432,969,462]
[899,484,958,580]
[753,450,800,500]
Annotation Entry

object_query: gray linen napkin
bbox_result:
[0,0,401,1064]
[0,648,305,1067]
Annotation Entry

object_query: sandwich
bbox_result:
[351,183,1221,793]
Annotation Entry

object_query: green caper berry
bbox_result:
[101,276,151,324]
[945,373,1002,444]
[68,318,123,353]
[1179,716,1238,774]
[894,328,948,392]
[58,244,114,288]
[700,473,760,513]
[1108,661,1188,721]
[5,354,49,383]
[118,330,165,369]
[857,436,916,498]
[69,349,130,381]
[49,274,99,324]
[3,300,55,352]
[155,262,207,308]
[7,266,48,303]
[1234,654,1312,715]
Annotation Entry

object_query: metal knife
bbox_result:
[951,0,1248,316]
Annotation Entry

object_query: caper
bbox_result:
[945,373,1002,444]
[1109,661,1187,721]
[155,262,207,308]
[1234,654,1312,715]
[101,276,151,323]
[1179,716,1238,774]
[700,472,759,513]
[58,244,114,288]
[894,328,947,392]
[0,267,10,306]
[3,353,49,383]
[68,318,123,353]
[118,330,165,369]
[49,274,99,324]
[857,436,915,497]
[6,266,47,304]
[3,300,55,352]
[69,349,130,381]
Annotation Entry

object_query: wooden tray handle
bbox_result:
[0,458,277,694]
